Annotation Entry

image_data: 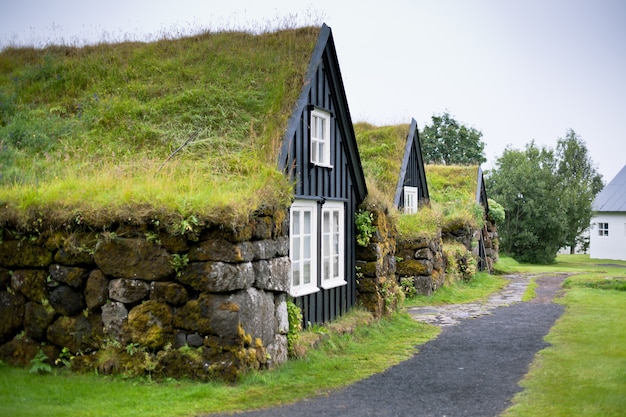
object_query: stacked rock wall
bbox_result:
[355,209,400,317]
[395,232,446,296]
[0,209,290,381]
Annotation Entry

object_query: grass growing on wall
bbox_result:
[0,27,319,227]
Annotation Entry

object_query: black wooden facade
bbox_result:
[475,167,490,271]
[278,24,367,325]
[393,118,430,210]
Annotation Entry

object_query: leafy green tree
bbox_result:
[556,129,604,253]
[420,112,486,165]
[487,142,567,264]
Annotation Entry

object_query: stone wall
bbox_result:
[395,232,446,296]
[355,208,401,317]
[0,209,290,381]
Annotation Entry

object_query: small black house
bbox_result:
[278,24,367,325]
[393,118,430,213]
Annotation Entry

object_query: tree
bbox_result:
[555,130,604,253]
[487,142,567,264]
[420,111,486,165]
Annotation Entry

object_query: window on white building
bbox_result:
[598,222,609,237]
[403,186,419,214]
[320,201,346,289]
[310,108,331,167]
[289,201,319,297]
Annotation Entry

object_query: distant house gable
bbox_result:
[590,164,626,261]
[393,118,430,212]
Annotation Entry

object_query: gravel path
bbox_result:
[204,274,568,417]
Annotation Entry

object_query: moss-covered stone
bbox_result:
[0,291,25,343]
[10,269,48,302]
[94,238,174,280]
[49,285,85,316]
[47,315,95,353]
[127,300,173,350]
[49,264,89,288]
[0,240,52,268]
[150,281,188,305]
[84,270,109,310]
[24,301,56,340]
[396,259,431,277]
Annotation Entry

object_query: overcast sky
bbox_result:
[2,0,625,181]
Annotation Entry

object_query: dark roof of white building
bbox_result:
[593,164,626,212]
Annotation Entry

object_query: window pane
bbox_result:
[333,255,339,279]
[303,235,311,258]
[319,118,326,139]
[292,265,300,286]
[292,237,300,260]
[303,261,311,284]
[292,211,300,234]
[323,211,330,233]
[304,211,311,234]
[323,258,329,280]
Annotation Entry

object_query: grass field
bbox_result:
[502,254,626,417]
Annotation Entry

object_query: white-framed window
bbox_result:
[310,108,332,167]
[320,201,346,289]
[289,200,319,297]
[598,222,609,237]
[403,186,419,214]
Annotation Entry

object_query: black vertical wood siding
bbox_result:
[283,59,361,325]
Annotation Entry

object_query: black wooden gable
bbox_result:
[279,24,366,202]
[277,24,367,325]
[393,118,430,209]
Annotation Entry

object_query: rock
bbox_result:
[150,282,188,305]
[188,239,254,262]
[24,301,56,340]
[396,259,432,277]
[0,240,52,268]
[186,333,204,347]
[47,315,94,353]
[11,270,48,302]
[48,264,89,288]
[109,279,150,304]
[274,293,289,335]
[101,301,129,342]
[49,285,85,317]
[94,238,174,281]
[266,334,288,368]
[177,261,254,292]
[127,301,173,350]
[253,257,290,292]
[84,270,109,310]
[0,291,25,343]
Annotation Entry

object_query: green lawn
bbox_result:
[0,312,439,417]
[503,255,626,417]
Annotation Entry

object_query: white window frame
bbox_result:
[289,200,319,297]
[598,222,609,237]
[320,201,346,289]
[403,186,419,214]
[310,108,332,167]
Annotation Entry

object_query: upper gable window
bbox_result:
[310,108,332,167]
[403,186,419,214]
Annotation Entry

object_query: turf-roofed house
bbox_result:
[355,119,429,214]
[426,165,498,273]
[0,24,366,380]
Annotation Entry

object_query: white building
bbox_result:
[589,164,626,261]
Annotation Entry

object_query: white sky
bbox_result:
[1,0,625,181]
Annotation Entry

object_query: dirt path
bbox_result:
[203,274,569,417]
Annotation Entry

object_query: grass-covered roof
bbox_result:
[0,26,321,229]
[426,164,484,230]
[354,122,408,204]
